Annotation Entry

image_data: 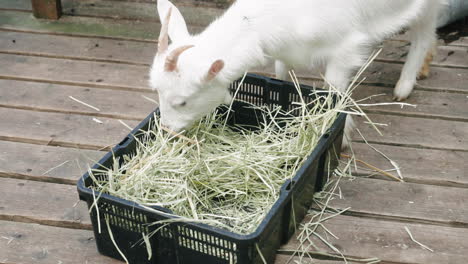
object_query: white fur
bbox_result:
[150,0,441,133]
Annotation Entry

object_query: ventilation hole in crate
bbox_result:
[176,226,237,261]
[96,202,149,233]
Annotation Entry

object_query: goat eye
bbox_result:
[174,101,187,108]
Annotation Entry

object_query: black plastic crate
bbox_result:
[77,73,346,264]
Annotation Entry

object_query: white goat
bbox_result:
[150,0,441,144]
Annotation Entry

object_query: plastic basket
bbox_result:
[77,73,346,264]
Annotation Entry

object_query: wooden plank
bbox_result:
[0,140,103,184]
[353,85,468,122]
[60,0,223,26]
[343,61,468,93]
[253,59,468,94]
[391,27,468,48]
[0,178,91,229]
[329,177,468,227]
[0,0,31,10]
[0,31,154,65]
[281,215,468,264]
[378,40,468,68]
[2,33,467,95]
[0,220,120,263]
[0,53,150,91]
[353,114,468,151]
[450,37,468,47]
[0,10,204,41]
[275,254,363,264]
[1,0,226,25]
[3,51,467,97]
[1,31,460,90]
[0,79,157,120]
[0,107,139,150]
[31,0,62,20]
[346,143,468,187]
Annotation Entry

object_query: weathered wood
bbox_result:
[274,254,363,264]
[281,215,468,264]
[0,53,150,91]
[31,0,62,20]
[450,37,468,47]
[253,60,468,94]
[347,143,468,187]
[329,177,468,227]
[0,79,157,120]
[3,0,227,24]
[353,114,468,151]
[391,27,468,48]
[352,85,468,122]
[0,140,103,184]
[0,107,139,151]
[359,60,468,93]
[0,220,120,263]
[3,51,468,98]
[0,10,204,41]
[378,40,468,68]
[0,178,91,229]
[60,0,223,26]
[0,31,154,65]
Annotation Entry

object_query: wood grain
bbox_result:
[0,140,103,184]
[0,220,120,263]
[0,178,91,229]
[330,177,468,227]
[378,40,468,68]
[346,143,468,187]
[352,85,468,122]
[275,254,364,264]
[2,0,225,26]
[353,114,468,151]
[281,215,468,264]
[0,79,157,120]
[0,9,204,41]
[0,30,154,65]
[0,107,139,150]
[0,53,150,91]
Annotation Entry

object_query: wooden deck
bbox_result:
[0,1,467,263]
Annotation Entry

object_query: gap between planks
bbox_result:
[0,136,112,152]
[0,50,150,66]
[0,75,151,93]
[335,210,468,230]
[2,49,468,71]
[252,71,468,95]
[352,140,468,153]
[350,172,468,189]
[375,57,468,70]
[363,109,468,123]
[0,104,146,121]
[0,27,158,43]
[0,171,77,185]
[0,215,92,231]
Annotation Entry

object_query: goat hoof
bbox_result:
[393,80,414,102]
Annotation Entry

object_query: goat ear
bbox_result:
[205,60,225,82]
[157,0,189,43]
